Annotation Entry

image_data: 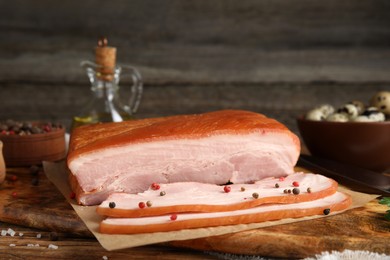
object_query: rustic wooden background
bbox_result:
[0,0,389,133]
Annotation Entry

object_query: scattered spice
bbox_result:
[170,214,177,221]
[9,175,18,182]
[160,191,166,196]
[283,189,288,194]
[11,192,17,198]
[287,189,292,194]
[292,188,300,195]
[307,187,312,193]
[240,187,245,192]
[146,201,153,207]
[138,202,146,209]
[323,208,331,215]
[292,181,299,187]
[252,192,259,199]
[29,165,40,175]
[109,202,116,209]
[224,186,231,193]
[279,176,285,181]
[151,183,160,190]
[275,183,280,188]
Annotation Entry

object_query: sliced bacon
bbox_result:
[97,172,338,218]
[100,191,352,234]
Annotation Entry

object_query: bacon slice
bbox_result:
[99,192,351,234]
[67,110,300,205]
[97,172,338,218]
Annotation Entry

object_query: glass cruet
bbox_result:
[72,38,143,128]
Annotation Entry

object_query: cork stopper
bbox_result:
[95,37,117,81]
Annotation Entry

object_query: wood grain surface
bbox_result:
[0,165,389,259]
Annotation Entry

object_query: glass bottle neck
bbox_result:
[91,80,119,100]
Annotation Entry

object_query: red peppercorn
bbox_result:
[224,186,231,193]
[138,202,146,209]
[292,181,299,187]
[279,176,285,181]
[9,130,15,135]
[170,214,177,221]
[69,192,76,199]
[151,183,160,190]
[11,191,17,198]
[10,175,18,181]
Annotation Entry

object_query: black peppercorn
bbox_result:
[275,183,279,188]
[323,208,331,215]
[109,202,116,208]
[292,188,300,195]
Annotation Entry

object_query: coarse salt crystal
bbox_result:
[35,244,40,247]
[19,232,24,237]
[27,244,35,247]
[1,230,7,236]
[36,233,41,239]
[102,256,108,260]
[48,244,58,250]
[9,244,16,247]
[9,230,16,237]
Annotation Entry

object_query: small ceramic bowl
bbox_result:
[0,124,66,167]
[296,117,390,172]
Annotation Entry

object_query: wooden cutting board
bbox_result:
[0,166,389,259]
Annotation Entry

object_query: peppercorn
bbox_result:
[275,183,279,188]
[146,201,153,207]
[323,208,331,215]
[224,186,231,193]
[160,191,166,196]
[29,165,40,176]
[138,202,146,209]
[292,181,299,187]
[170,214,177,221]
[151,183,160,190]
[292,188,300,195]
[109,202,116,209]
[279,176,285,181]
[287,189,292,194]
[283,189,288,194]
[252,192,259,199]
[307,187,312,193]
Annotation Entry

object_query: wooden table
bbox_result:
[0,165,389,259]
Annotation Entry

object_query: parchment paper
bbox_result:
[43,161,379,251]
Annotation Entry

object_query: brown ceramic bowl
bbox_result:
[0,125,66,167]
[297,117,390,172]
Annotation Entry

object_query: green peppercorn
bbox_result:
[146,201,153,207]
[275,183,280,188]
[283,189,288,194]
[160,191,166,196]
[252,192,259,199]
[307,187,312,193]
[240,187,246,192]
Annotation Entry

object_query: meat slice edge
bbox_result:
[99,191,352,234]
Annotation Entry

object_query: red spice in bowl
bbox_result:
[0,121,66,167]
